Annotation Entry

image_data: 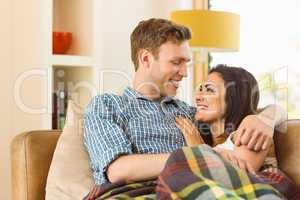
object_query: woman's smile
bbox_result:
[196,103,209,111]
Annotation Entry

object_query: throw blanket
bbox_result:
[83,179,157,200]
[84,145,300,200]
[156,145,300,200]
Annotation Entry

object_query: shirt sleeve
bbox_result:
[84,94,133,185]
[214,135,235,150]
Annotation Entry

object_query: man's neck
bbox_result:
[133,75,164,101]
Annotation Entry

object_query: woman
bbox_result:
[165,64,300,199]
[176,64,272,173]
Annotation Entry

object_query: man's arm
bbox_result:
[107,153,170,183]
[84,95,170,184]
[234,104,287,151]
[257,104,286,128]
[84,95,134,185]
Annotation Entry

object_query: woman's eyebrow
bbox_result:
[204,83,213,88]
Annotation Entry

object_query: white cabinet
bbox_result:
[12,0,102,130]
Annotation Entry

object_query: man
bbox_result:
[84,18,284,186]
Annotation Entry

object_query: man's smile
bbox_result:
[169,79,182,88]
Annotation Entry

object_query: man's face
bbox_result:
[149,41,191,97]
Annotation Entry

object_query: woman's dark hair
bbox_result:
[200,64,260,145]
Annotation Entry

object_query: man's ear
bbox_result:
[138,49,153,69]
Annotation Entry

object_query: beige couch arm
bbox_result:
[11,130,61,200]
[275,119,300,187]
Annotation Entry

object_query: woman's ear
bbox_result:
[138,49,154,69]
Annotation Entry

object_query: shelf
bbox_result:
[53,0,93,56]
[51,55,93,67]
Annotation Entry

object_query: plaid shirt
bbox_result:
[84,87,197,185]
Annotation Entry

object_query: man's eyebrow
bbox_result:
[172,57,191,62]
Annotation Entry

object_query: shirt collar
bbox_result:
[123,87,176,104]
[123,87,147,99]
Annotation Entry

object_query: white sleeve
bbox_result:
[214,135,235,150]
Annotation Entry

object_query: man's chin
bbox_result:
[165,89,177,97]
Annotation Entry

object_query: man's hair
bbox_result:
[130,18,191,71]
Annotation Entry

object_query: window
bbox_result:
[209,0,300,119]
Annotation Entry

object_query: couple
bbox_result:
[83,18,296,199]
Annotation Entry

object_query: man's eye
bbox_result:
[171,61,181,65]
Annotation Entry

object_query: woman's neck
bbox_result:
[209,119,225,138]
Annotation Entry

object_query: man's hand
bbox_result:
[214,147,256,174]
[175,117,205,146]
[234,114,273,151]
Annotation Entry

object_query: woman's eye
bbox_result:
[207,88,215,93]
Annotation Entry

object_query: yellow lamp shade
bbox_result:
[171,10,240,51]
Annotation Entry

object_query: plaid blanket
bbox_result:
[83,179,157,200]
[84,145,300,200]
[157,145,300,200]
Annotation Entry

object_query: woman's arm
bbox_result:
[175,116,269,172]
[230,132,269,171]
[214,133,270,173]
[214,147,256,174]
[233,144,269,172]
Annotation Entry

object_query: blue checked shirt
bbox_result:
[84,87,198,185]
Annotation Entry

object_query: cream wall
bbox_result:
[0,0,192,199]
[99,0,188,94]
[0,0,12,199]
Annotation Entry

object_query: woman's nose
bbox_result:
[196,94,205,102]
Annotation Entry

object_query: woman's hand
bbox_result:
[175,117,205,146]
[214,147,256,174]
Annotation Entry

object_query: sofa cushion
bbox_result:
[45,101,93,200]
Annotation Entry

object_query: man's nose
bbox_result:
[179,64,188,77]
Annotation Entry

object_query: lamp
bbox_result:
[171,9,240,104]
[171,10,240,52]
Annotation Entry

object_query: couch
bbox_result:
[10,120,300,200]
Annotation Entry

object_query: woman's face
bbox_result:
[194,72,226,122]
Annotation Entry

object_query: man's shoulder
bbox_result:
[85,93,131,114]
[92,93,123,103]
